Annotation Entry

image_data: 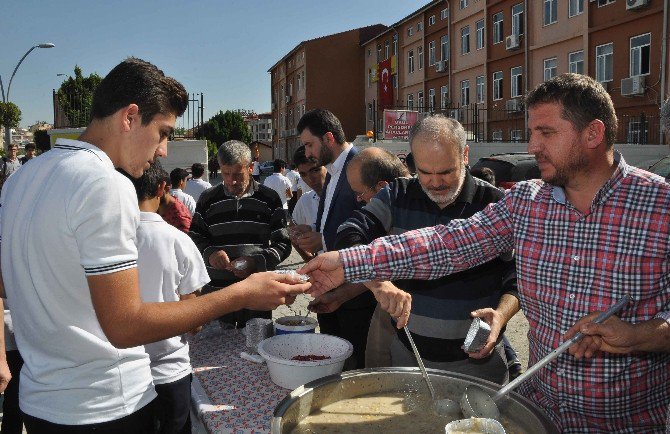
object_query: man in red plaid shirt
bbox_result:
[301,74,670,433]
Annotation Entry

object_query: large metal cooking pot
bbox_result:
[272,367,559,434]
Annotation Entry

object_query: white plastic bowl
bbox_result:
[274,315,318,335]
[257,333,353,389]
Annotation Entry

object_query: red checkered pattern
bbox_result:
[340,156,670,433]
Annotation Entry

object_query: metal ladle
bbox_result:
[461,294,632,420]
[403,326,461,418]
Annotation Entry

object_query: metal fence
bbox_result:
[372,104,663,145]
[53,89,205,138]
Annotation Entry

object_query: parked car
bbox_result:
[259,161,275,176]
[471,153,540,189]
[647,155,670,180]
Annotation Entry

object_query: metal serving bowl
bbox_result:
[271,367,559,434]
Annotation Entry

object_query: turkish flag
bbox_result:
[378,58,393,108]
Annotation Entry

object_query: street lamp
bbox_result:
[0,42,55,149]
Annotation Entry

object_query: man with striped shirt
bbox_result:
[301,74,670,432]
[190,140,292,327]
[334,120,517,383]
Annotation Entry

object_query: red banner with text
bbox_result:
[383,110,419,140]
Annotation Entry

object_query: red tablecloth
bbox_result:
[189,324,288,434]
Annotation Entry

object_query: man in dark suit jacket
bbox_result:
[297,109,374,369]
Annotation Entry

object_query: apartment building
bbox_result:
[269,24,387,161]
[356,0,668,144]
[246,113,273,143]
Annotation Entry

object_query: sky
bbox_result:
[1,0,426,129]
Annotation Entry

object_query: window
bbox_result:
[630,33,651,76]
[408,26,413,37]
[476,20,485,50]
[367,103,373,121]
[429,89,435,111]
[384,40,390,59]
[429,15,436,26]
[512,3,524,36]
[367,48,371,57]
[493,12,504,44]
[407,94,414,110]
[441,8,449,20]
[628,119,649,144]
[544,58,557,81]
[418,91,424,111]
[408,50,415,74]
[441,85,449,108]
[597,0,615,6]
[417,22,423,32]
[511,66,523,97]
[569,0,583,17]
[569,51,584,74]
[441,35,449,60]
[461,80,470,106]
[429,41,436,66]
[493,71,503,100]
[543,0,557,26]
[461,26,470,55]
[510,129,523,142]
[418,46,424,70]
[377,44,382,62]
[393,74,398,89]
[476,75,485,103]
[492,130,503,141]
[596,43,613,82]
[367,68,372,87]
[393,35,398,55]
[460,0,469,9]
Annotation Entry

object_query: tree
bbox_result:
[0,101,21,133]
[197,110,251,146]
[56,66,102,128]
[33,129,51,152]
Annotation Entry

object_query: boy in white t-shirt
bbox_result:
[0,58,310,431]
[130,160,208,434]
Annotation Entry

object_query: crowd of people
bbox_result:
[0,57,667,434]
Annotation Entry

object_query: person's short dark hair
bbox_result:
[273,159,287,173]
[24,142,36,151]
[130,160,165,201]
[405,152,416,174]
[352,148,410,188]
[191,163,205,178]
[91,57,188,125]
[293,145,319,167]
[470,167,496,186]
[169,167,189,187]
[526,73,617,149]
[296,109,346,144]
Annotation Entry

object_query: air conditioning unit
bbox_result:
[626,0,649,10]
[621,75,646,96]
[506,34,520,51]
[436,60,448,73]
[506,98,523,112]
[285,95,292,103]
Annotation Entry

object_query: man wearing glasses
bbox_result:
[289,146,327,261]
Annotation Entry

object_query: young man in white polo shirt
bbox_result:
[131,160,207,434]
[0,58,310,432]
